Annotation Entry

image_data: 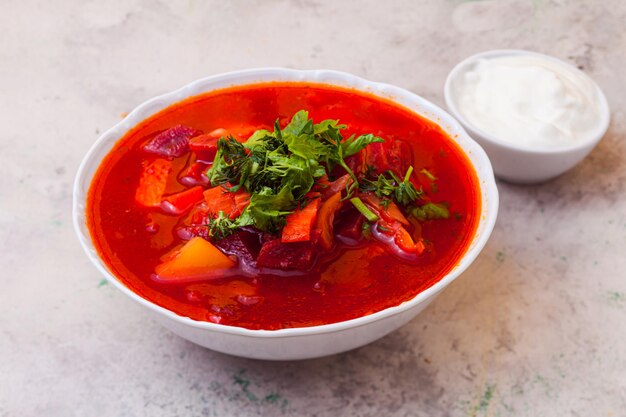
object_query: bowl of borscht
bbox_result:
[73,68,498,360]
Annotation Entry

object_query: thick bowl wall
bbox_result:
[74,68,499,360]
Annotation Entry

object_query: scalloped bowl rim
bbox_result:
[73,68,499,338]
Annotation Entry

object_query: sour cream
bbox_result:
[456,55,602,150]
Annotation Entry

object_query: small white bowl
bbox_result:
[444,49,610,184]
[74,68,499,360]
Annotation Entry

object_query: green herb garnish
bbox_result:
[205,110,383,234]
[203,110,453,239]
[208,211,249,239]
[361,221,372,238]
[408,202,450,221]
[350,197,379,222]
[420,168,437,181]
[361,165,423,206]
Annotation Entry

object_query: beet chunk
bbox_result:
[143,125,201,158]
[256,240,316,271]
[214,230,264,268]
[336,210,365,244]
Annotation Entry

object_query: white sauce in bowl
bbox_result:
[456,55,602,150]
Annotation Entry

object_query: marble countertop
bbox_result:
[1,0,624,415]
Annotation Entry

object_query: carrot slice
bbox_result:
[233,189,251,213]
[282,199,321,243]
[203,186,239,218]
[392,223,425,254]
[154,237,235,282]
[135,159,172,207]
[162,186,204,215]
[314,192,343,250]
[377,220,425,255]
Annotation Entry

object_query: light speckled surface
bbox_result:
[1,1,625,416]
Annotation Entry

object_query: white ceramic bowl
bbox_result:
[73,68,499,360]
[444,50,610,184]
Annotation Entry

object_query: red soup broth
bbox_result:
[87,82,480,330]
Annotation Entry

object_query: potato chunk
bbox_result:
[155,237,235,282]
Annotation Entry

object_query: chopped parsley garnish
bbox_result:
[408,202,450,221]
[360,165,423,206]
[420,168,437,181]
[203,110,454,238]
[207,211,249,239]
[205,110,383,234]
[350,197,379,222]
